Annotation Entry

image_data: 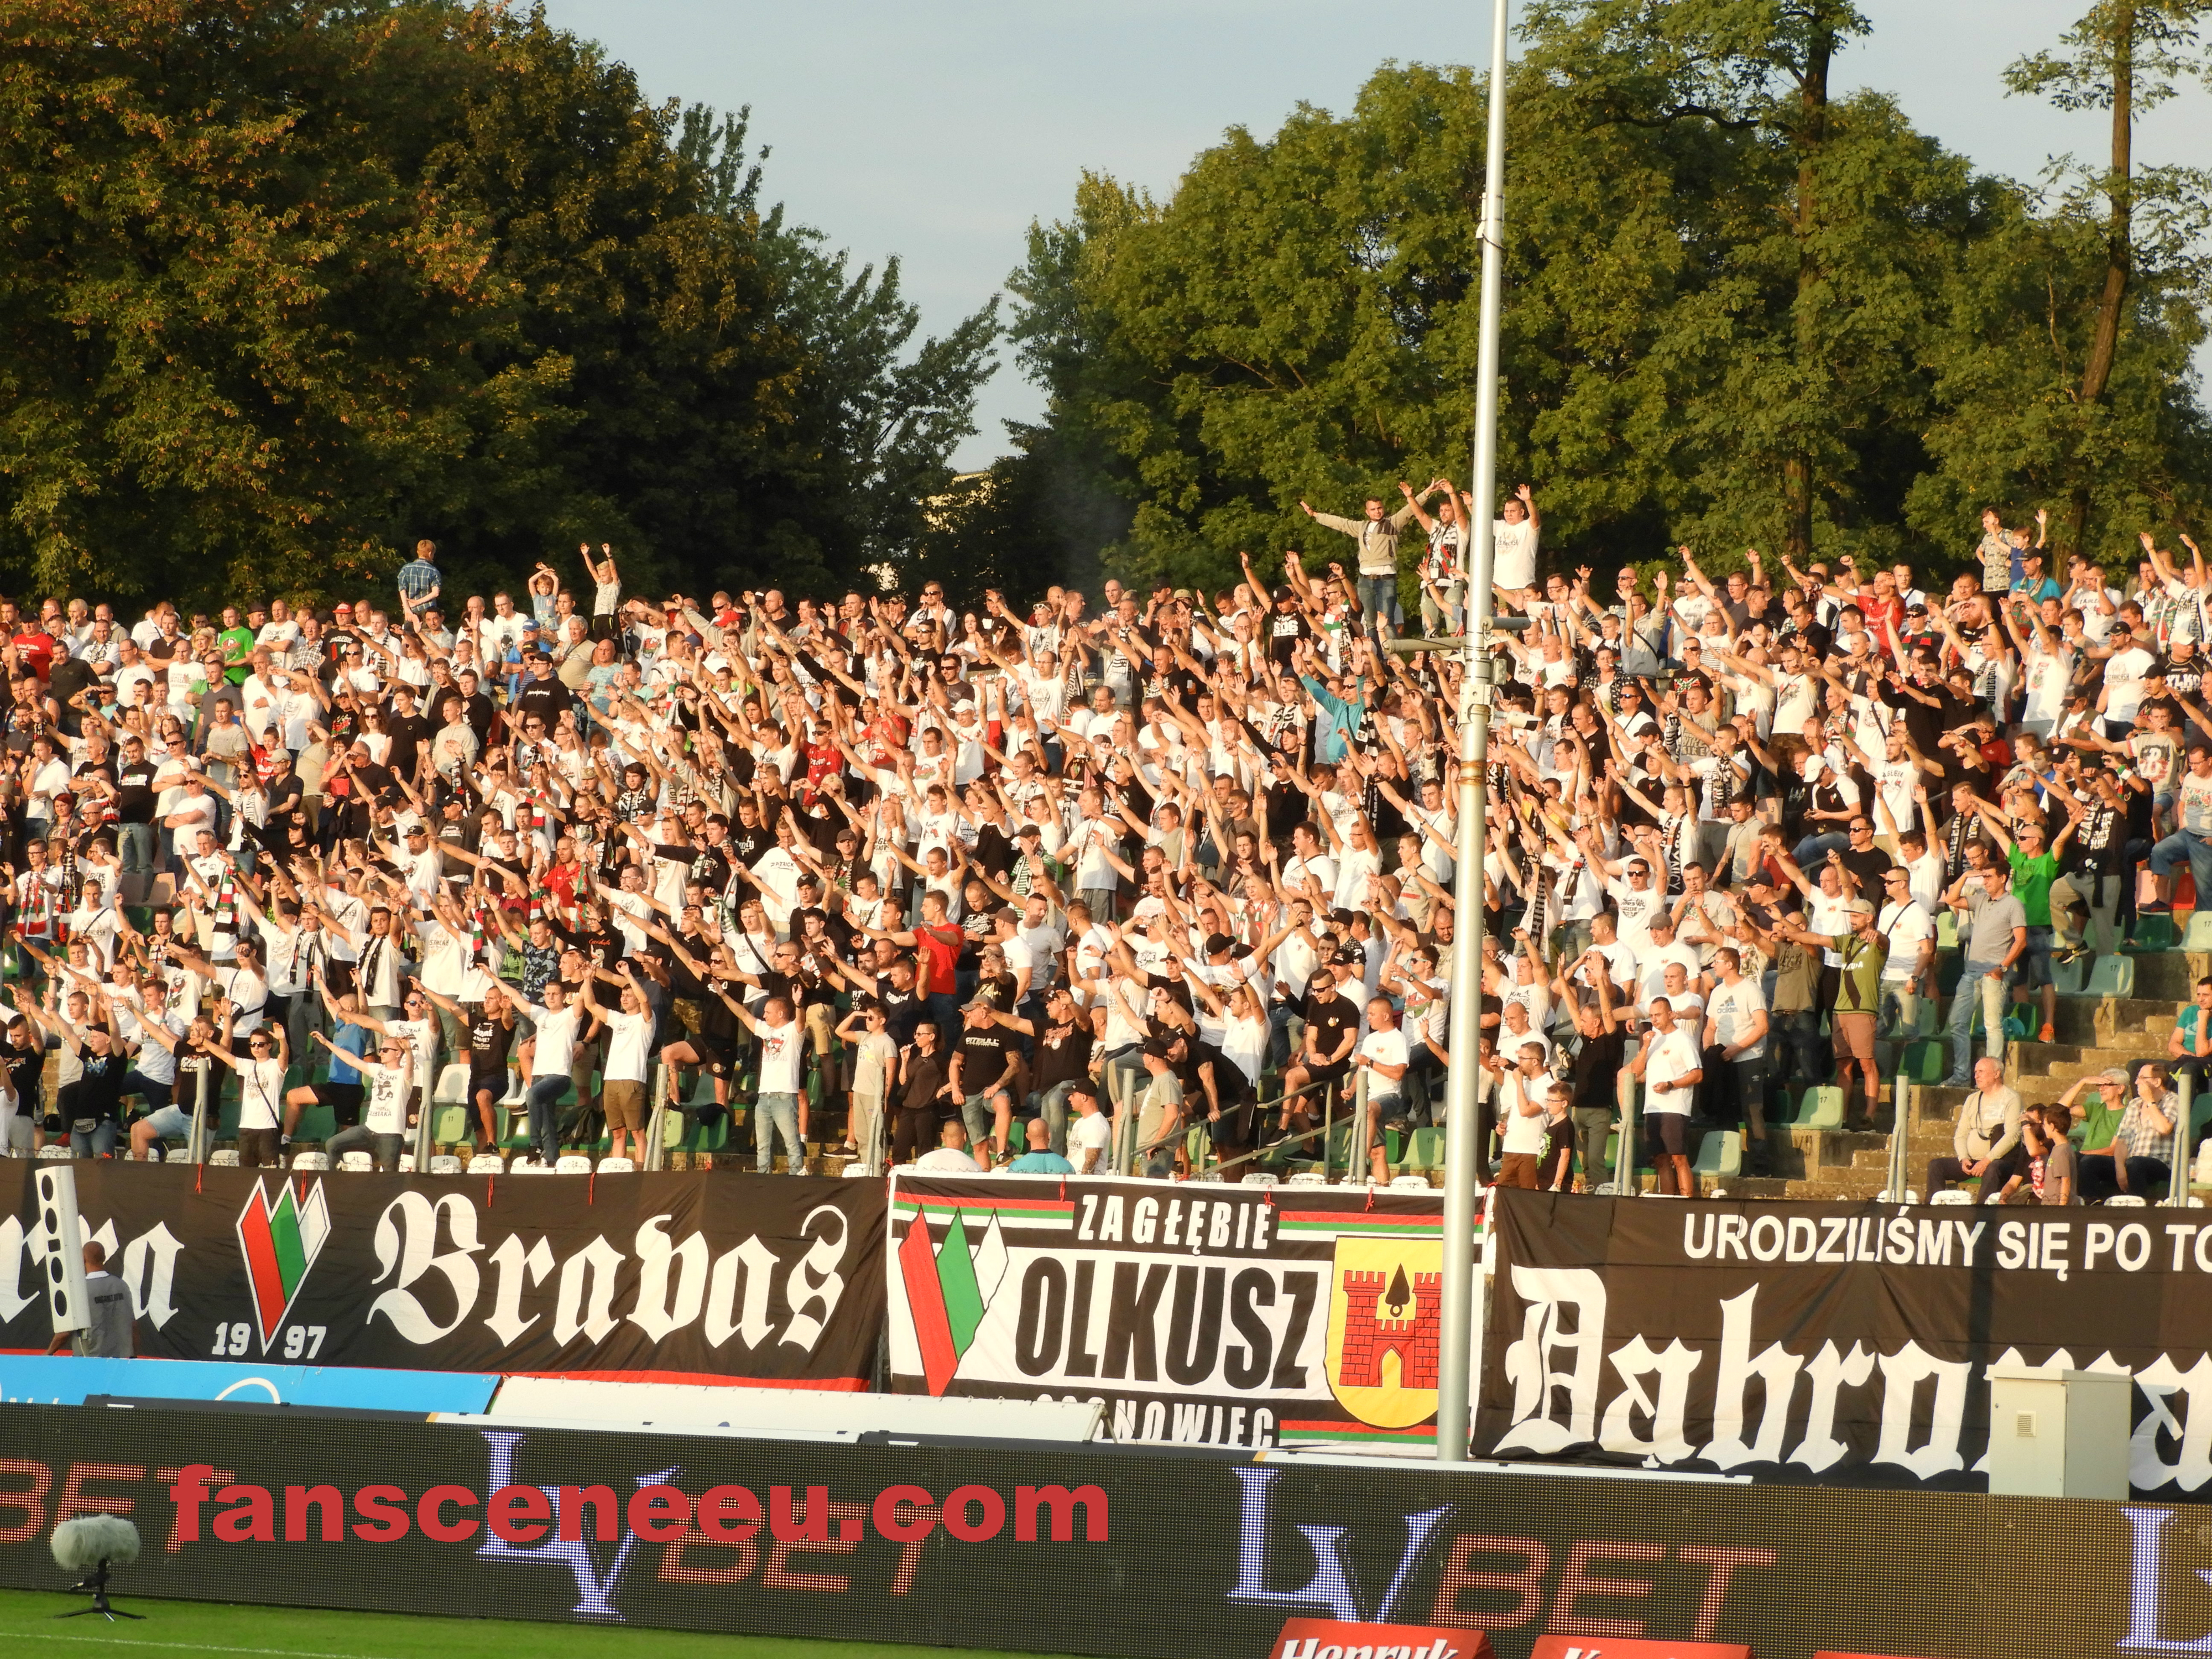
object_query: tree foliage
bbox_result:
[0,0,997,607]
[1003,13,2211,601]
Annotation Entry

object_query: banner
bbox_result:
[883,1172,1473,1447]
[0,1397,2198,1658]
[1479,1190,2212,1497]
[1,1164,884,1388]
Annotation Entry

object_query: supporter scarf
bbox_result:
[210,870,240,953]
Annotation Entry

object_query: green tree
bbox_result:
[2003,0,2212,551]
[0,1,998,608]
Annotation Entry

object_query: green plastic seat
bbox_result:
[2184,912,2212,952]
[2052,956,2089,996]
[2086,955,2137,998]
[1794,1086,1846,1129]
[1692,1129,1742,1179]
[292,1102,336,1143]
[1405,1126,1444,1171]
[1936,910,1959,951]
[431,1104,471,1146]
[1899,1039,1946,1083]
[2131,916,2179,952]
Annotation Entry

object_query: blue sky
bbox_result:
[541,0,2212,472]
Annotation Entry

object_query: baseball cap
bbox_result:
[1845,899,1875,916]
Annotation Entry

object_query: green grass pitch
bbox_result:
[0,1589,1082,1659]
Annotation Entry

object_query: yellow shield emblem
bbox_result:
[1323,1235,1443,1429]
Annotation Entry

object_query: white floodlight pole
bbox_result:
[1435,0,1512,1465]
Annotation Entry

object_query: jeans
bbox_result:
[755,1090,802,1173]
[1355,572,1404,644]
[118,823,155,877]
[327,1126,403,1171]
[1773,1009,1825,1088]
[1571,1105,1614,1191]
[1100,1042,1146,1124]
[1420,580,1464,638]
[1265,1002,1303,1073]
[1945,960,2007,1083]
[2150,828,2212,901]
[1793,831,1850,868]
[1027,1079,1079,1154]
[526,1073,569,1166]
[69,1121,119,1159]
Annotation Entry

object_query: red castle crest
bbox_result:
[1335,1265,1442,1389]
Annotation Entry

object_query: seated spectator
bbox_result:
[915,1115,982,1172]
[1005,1117,1073,1175]
[1927,1056,2023,1202]
[2080,1062,2178,1202]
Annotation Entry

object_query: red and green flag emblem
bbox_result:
[235,1178,331,1353]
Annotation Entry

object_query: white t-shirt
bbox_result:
[1499,1070,1551,1155]
[2105,645,2158,723]
[1705,977,1768,1061]
[526,1003,582,1078]
[1067,1112,1113,1169]
[1491,518,1539,591]
[1357,1028,1410,1097]
[602,1008,651,1085]
[1641,1027,1702,1114]
[915,1146,983,1171]
[1877,899,1933,983]
[755,1019,804,1096]
[362,1062,411,1135]
[236,1057,286,1131]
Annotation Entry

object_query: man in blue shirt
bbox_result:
[397,539,442,625]
[1005,1115,1073,1173]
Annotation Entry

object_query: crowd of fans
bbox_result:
[0,493,2200,1199]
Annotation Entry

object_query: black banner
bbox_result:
[1,1164,884,1387]
[0,1398,2201,1658]
[1479,1190,2212,1497]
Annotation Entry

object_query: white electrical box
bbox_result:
[1985,1367,2131,1499]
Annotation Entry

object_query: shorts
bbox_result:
[1831,1010,1877,1063]
[1645,1112,1687,1156]
[306,1081,366,1127]
[2017,927,2055,989]
[467,1070,509,1103]
[602,1079,648,1132]
[139,1104,191,1142]
[1301,1058,1350,1091]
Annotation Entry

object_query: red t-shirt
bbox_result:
[11,629,55,681]
[913,924,962,998]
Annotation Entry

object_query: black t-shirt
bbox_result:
[113,759,158,825]
[69,1048,128,1123]
[1301,989,1358,1068]
[468,1014,516,1079]
[954,1025,1011,1094]
[880,984,927,1047]
[1836,844,1895,895]
[382,711,434,780]
[1569,1025,1628,1112]
[899,1048,948,1113]
[1030,1021,1094,1092]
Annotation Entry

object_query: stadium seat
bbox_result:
[338,1152,373,1171]
[291,1101,337,1144]
[1389,1173,1432,1190]
[35,1144,71,1160]
[466,1153,505,1173]
[1931,1188,1973,1206]
[1245,1172,1279,1187]
[1794,1086,1846,1129]
[428,1154,465,1175]
[2184,911,2212,952]
[2132,915,2180,951]
[209,1149,241,1166]
[2052,956,2089,995]
[1876,1188,1921,1203]
[1692,1130,1741,1180]
[431,1105,470,1146]
[1898,1040,1946,1083]
[431,1062,468,1104]
[842,1163,877,1177]
[289,1151,330,1170]
[553,1154,593,1173]
[1285,1170,1329,1186]
[597,1156,635,1173]
[510,1155,554,1173]
[2106,1193,2149,1207]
